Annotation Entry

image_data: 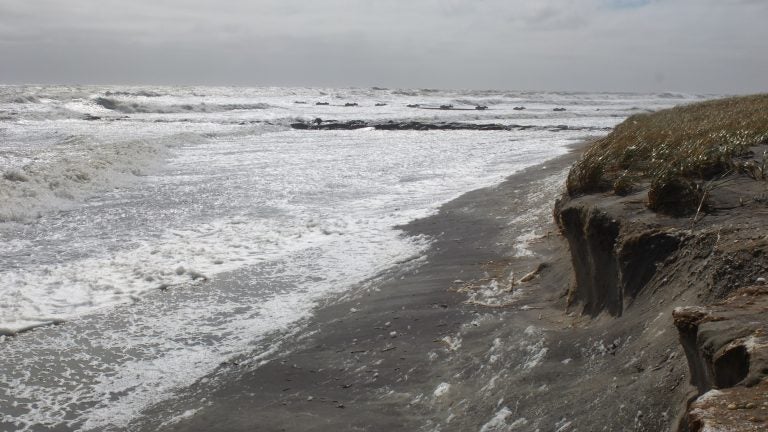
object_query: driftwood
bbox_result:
[518,263,548,283]
[464,299,518,308]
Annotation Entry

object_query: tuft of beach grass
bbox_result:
[566,94,768,214]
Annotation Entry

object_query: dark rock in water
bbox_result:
[406,104,420,108]
[291,120,511,131]
[341,120,367,129]
[375,103,387,107]
[475,105,488,110]
[290,119,611,133]
[344,103,359,107]
[294,101,307,104]
[83,114,102,121]
[439,104,454,110]
[315,102,330,106]
[513,106,526,111]
[553,107,567,111]
[294,119,366,130]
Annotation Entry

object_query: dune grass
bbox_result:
[566,94,768,214]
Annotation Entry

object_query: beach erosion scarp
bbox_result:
[555,94,768,431]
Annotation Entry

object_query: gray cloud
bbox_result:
[0,0,765,93]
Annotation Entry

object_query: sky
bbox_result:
[0,0,765,93]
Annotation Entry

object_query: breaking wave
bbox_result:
[656,92,688,99]
[10,96,42,104]
[0,133,201,223]
[94,97,273,114]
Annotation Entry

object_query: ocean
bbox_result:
[0,86,706,431]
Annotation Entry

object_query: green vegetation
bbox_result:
[567,94,768,215]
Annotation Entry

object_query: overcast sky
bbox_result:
[0,0,765,93]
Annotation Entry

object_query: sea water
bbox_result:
[0,86,706,431]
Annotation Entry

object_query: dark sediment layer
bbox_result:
[290,119,611,132]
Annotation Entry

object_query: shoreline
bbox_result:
[7,90,764,431]
[131,144,587,431]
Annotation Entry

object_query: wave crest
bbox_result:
[94,97,272,114]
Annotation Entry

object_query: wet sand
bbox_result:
[132,146,584,432]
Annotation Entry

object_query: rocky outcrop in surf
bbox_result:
[291,119,611,132]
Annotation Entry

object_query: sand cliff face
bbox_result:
[555,175,768,431]
[556,202,684,317]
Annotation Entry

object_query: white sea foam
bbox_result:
[479,407,528,432]
[520,326,548,370]
[433,382,451,398]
